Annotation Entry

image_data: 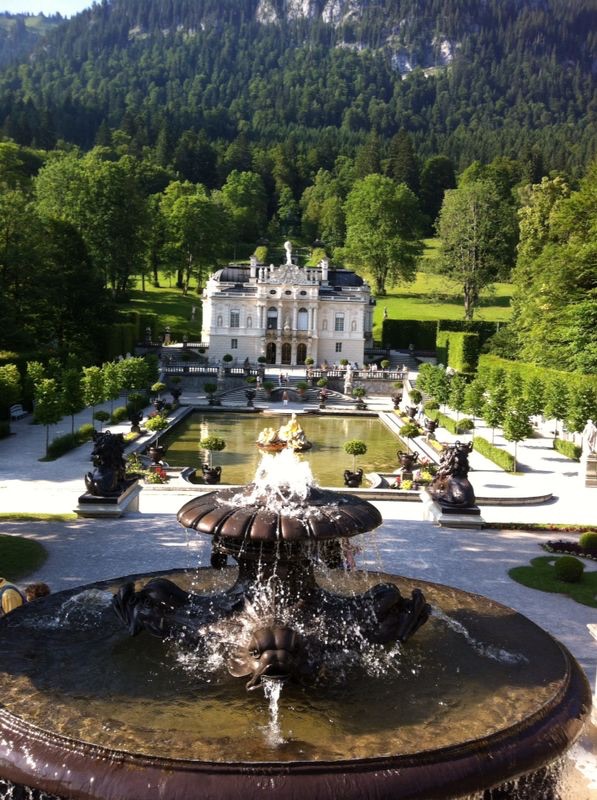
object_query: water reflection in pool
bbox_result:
[161,413,406,487]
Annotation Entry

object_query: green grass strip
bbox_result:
[0,533,48,581]
[0,512,77,521]
[509,555,597,608]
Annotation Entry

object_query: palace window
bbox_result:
[335,342,342,353]
[231,339,238,349]
[297,308,308,331]
[267,307,278,330]
[335,313,345,332]
[230,309,240,328]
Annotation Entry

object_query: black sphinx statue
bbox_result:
[427,440,478,512]
[84,430,129,497]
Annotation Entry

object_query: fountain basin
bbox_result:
[0,568,590,800]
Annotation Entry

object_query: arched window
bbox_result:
[297,308,308,331]
[296,343,307,364]
[267,307,278,330]
[266,342,276,364]
[281,343,291,364]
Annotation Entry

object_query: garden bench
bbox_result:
[10,404,27,421]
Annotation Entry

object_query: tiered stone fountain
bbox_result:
[0,449,591,800]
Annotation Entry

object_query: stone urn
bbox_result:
[343,468,363,488]
[148,444,167,464]
[407,406,417,419]
[392,394,403,409]
[399,452,418,471]
[202,464,222,484]
[425,418,438,435]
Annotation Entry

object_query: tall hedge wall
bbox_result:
[382,319,500,353]
[446,332,480,373]
[477,355,597,392]
[382,320,437,350]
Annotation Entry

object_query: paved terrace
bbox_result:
[1,389,597,794]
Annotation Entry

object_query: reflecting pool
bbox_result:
[160,412,406,486]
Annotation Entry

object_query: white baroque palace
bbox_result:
[201,245,374,366]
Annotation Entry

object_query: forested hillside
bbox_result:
[0,0,594,174]
[0,12,63,67]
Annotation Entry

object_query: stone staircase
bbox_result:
[218,382,355,408]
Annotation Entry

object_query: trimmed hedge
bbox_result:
[383,319,437,350]
[445,332,479,373]
[437,319,500,342]
[553,438,582,461]
[382,319,500,353]
[426,409,475,436]
[46,423,95,460]
[110,406,129,424]
[473,436,516,472]
[101,322,137,360]
[435,331,450,366]
[478,355,597,393]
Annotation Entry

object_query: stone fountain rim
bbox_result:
[0,569,591,800]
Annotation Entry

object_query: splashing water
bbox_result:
[262,677,286,747]
[433,607,528,665]
[226,449,320,516]
[25,589,113,631]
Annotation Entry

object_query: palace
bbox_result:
[201,244,375,366]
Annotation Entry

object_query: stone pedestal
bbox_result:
[75,480,141,518]
[421,489,485,529]
[582,454,597,488]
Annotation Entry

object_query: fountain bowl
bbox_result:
[0,568,590,800]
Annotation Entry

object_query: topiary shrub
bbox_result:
[554,556,585,583]
[77,423,96,442]
[579,532,597,550]
[400,420,422,439]
[111,406,128,424]
[457,418,475,432]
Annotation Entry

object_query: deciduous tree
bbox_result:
[437,180,517,319]
[342,174,423,295]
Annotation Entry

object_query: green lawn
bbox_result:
[509,556,597,608]
[0,533,47,582]
[127,275,203,340]
[365,239,513,336]
[373,273,512,332]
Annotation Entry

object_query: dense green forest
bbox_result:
[0,1,595,382]
[0,0,594,175]
[0,12,62,68]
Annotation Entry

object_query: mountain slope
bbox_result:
[0,0,594,173]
